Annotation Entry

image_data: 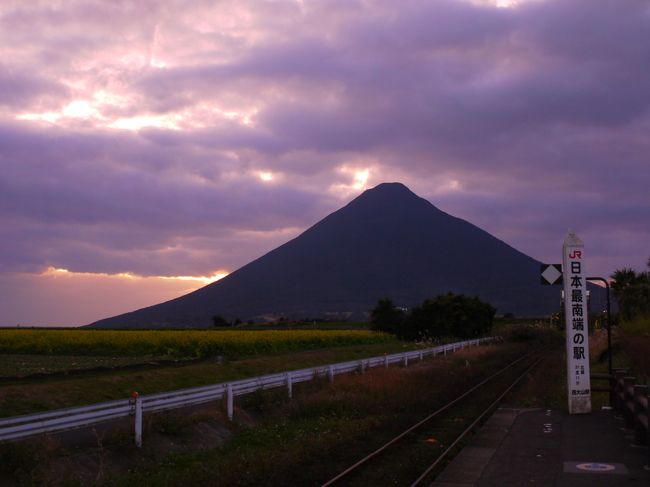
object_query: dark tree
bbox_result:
[370,298,405,335]
[611,261,650,321]
[212,314,230,328]
[403,293,495,340]
[371,293,495,340]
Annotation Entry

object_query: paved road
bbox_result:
[432,407,650,486]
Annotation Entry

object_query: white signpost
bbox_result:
[562,231,591,414]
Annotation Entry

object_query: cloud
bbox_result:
[0,65,68,109]
[0,0,648,324]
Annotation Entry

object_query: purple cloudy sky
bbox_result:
[1,0,648,326]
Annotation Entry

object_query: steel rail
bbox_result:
[410,355,544,486]
[320,349,538,487]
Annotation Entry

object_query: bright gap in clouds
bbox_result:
[14,88,258,131]
[43,267,229,285]
[353,169,370,189]
[330,166,372,197]
[108,115,182,131]
[466,0,521,7]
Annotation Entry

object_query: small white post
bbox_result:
[132,392,142,448]
[328,365,334,382]
[384,354,389,368]
[227,383,233,420]
[286,372,293,399]
[419,351,424,361]
[359,360,365,374]
[403,353,408,367]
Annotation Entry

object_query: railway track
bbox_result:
[321,350,544,486]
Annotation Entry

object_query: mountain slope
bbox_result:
[88,183,563,328]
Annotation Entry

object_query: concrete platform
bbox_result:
[431,407,650,486]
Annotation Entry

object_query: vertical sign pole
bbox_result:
[563,231,591,414]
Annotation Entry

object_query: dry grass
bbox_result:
[0,342,413,418]
[0,343,526,487]
[621,335,650,380]
[505,347,566,410]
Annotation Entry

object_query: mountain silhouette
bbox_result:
[88,182,569,328]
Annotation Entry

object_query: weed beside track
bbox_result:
[1,341,539,486]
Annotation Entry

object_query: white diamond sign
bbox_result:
[540,264,563,285]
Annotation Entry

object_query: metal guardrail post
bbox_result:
[131,392,142,448]
[623,377,636,428]
[613,369,627,413]
[633,384,648,445]
[403,353,408,367]
[419,350,424,361]
[226,384,233,421]
[646,382,650,471]
[384,354,389,368]
[328,365,334,382]
[286,372,293,399]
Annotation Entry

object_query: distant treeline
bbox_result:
[370,292,495,341]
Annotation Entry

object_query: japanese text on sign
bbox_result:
[563,231,591,414]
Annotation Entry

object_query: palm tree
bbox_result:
[611,268,639,321]
[611,264,650,321]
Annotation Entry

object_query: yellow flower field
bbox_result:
[0,329,393,358]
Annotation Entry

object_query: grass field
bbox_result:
[0,329,392,358]
[0,323,638,486]
[0,341,417,417]
[1,342,533,486]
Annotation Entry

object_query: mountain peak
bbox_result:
[361,182,417,199]
[347,182,438,215]
[88,181,564,328]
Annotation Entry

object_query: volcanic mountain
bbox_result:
[88,182,564,328]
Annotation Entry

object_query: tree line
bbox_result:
[370,292,495,341]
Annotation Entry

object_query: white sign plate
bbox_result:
[562,231,591,414]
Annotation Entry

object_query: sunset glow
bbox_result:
[42,267,228,285]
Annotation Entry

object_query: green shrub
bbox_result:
[370,293,495,341]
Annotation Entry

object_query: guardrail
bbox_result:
[0,337,496,447]
[605,369,649,468]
